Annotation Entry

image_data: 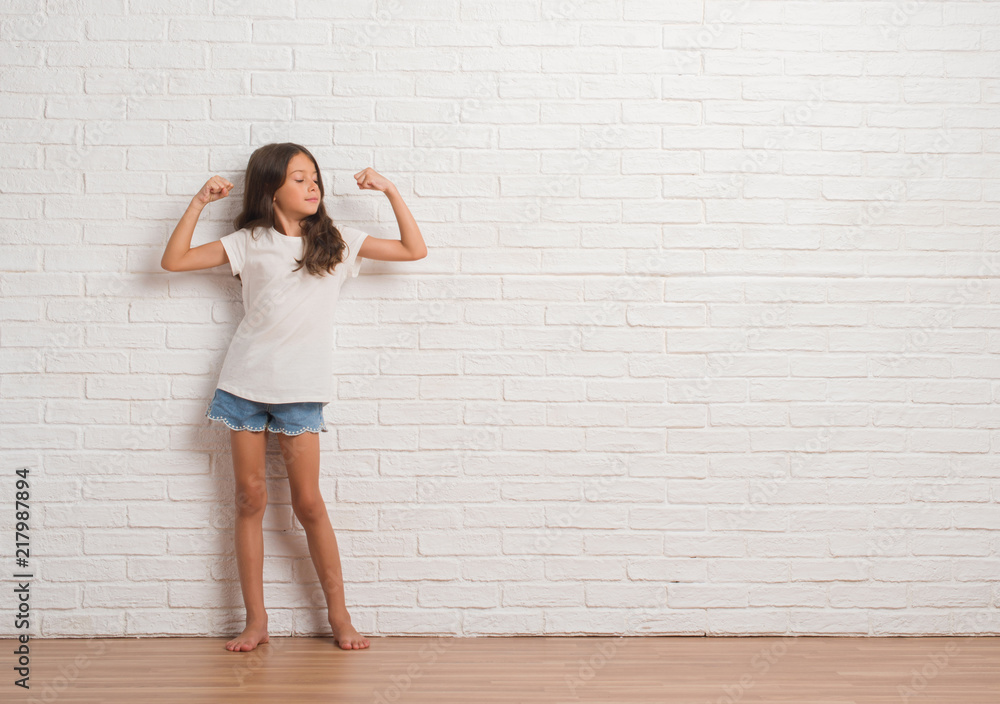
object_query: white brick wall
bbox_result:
[2,0,999,639]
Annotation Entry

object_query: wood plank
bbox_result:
[4,636,998,703]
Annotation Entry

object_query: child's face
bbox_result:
[273,152,321,218]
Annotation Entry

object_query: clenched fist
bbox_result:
[194,175,234,206]
[353,168,394,193]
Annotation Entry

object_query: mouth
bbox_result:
[306,198,318,202]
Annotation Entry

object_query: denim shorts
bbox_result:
[205,388,329,435]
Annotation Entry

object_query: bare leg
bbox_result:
[278,431,370,650]
[225,428,271,652]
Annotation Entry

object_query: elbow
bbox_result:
[161,252,188,272]
[413,247,428,261]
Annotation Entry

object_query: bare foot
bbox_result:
[330,616,370,650]
[226,621,270,652]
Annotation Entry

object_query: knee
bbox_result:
[235,483,267,516]
[292,495,327,525]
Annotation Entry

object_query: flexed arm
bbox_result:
[353,168,427,262]
[161,175,235,272]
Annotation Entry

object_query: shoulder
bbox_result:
[231,224,268,237]
[339,225,370,247]
[222,225,255,241]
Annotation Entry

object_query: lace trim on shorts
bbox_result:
[205,407,326,435]
[205,408,266,432]
[265,422,326,435]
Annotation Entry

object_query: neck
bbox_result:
[272,210,305,238]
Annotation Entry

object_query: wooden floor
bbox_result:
[5,635,998,703]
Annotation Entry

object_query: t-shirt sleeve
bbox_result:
[343,226,371,278]
[219,228,249,277]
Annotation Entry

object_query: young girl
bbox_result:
[161,142,426,652]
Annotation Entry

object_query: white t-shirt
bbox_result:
[213,224,369,405]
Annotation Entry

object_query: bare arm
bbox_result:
[161,175,234,272]
[353,168,427,262]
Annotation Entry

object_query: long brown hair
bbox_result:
[232,142,352,278]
